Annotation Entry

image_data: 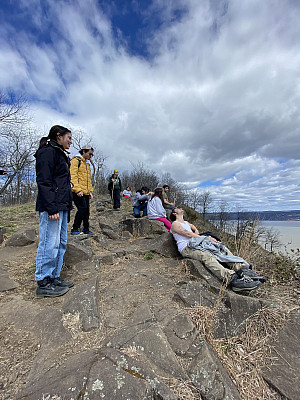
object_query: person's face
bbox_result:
[114,172,118,177]
[164,187,169,192]
[175,208,184,216]
[57,132,72,149]
[83,150,94,160]
[141,189,145,194]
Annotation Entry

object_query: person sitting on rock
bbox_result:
[132,186,151,217]
[162,184,176,210]
[123,186,133,200]
[170,208,266,293]
[147,187,172,232]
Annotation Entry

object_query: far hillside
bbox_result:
[207,210,300,221]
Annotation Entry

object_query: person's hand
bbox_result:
[170,202,175,206]
[194,229,200,235]
[89,192,93,199]
[77,191,83,197]
[209,236,217,243]
[49,213,60,221]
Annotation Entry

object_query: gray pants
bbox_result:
[182,246,247,281]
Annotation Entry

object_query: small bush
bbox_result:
[144,250,154,260]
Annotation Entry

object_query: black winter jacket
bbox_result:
[35,139,73,215]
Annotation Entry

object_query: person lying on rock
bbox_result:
[170,208,266,293]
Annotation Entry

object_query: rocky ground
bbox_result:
[0,197,299,400]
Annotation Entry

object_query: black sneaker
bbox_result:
[52,277,74,288]
[230,275,261,293]
[36,277,69,298]
[241,268,266,283]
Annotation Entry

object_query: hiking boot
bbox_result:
[52,277,74,288]
[82,230,94,235]
[36,277,69,298]
[241,268,267,283]
[230,274,261,293]
[71,229,83,235]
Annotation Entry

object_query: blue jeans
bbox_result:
[35,211,68,281]
[133,203,147,217]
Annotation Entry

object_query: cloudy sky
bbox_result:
[1,0,299,211]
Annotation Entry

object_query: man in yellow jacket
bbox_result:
[70,145,94,235]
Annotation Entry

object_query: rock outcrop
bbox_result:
[0,199,299,400]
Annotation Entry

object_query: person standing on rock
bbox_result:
[70,145,94,235]
[108,169,122,210]
[34,125,74,298]
[170,208,266,293]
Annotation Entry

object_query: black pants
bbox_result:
[112,189,120,209]
[72,193,90,231]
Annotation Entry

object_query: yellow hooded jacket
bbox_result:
[70,156,93,195]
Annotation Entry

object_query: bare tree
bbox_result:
[0,126,38,202]
[199,190,213,218]
[0,91,30,129]
[124,161,159,191]
[263,227,281,252]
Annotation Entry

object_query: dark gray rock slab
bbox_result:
[95,252,115,265]
[214,291,265,338]
[103,304,187,381]
[63,277,100,331]
[262,309,300,400]
[0,266,19,291]
[188,338,242,400]
[173,281,219,308]
[120,218,166,236]
[163,313,198,356]
[87,347,177,400]
[73,258,99,276]
[64,236,93,265]
[133,232,179,258]
[5,227,36,247]
[102,228,120,240]
[16,349,98,400]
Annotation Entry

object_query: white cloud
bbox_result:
[1,0,300,210]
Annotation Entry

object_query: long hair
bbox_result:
[48,125,71,141]
[151,187,164,202]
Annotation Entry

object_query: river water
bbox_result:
[260,221,300,252]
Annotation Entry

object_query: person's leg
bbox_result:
[72,193,85,232]
[114,189,120,209]
[141,202,148,216]
[35,211,63,281]
[133,205,141,217]
[155,217,172,232]
[52,211,68,279]
[182,246,235,281]
[82,195,90,231]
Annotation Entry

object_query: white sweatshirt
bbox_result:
[147,196,166,219]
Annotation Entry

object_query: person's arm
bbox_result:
[155,197,167,217]
[189,223,199,235]
[171,221,200,238]
[36,148,59,216]
[70,158,82,195]
[0,170,9,175]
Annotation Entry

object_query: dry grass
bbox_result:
[188,293,291,400]
[162,377,203,400]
